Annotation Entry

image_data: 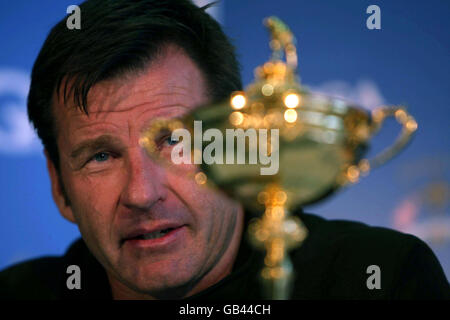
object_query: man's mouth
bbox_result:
[121,224,186,248]
[132,228,175,240]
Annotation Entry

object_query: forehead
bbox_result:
[53,45,208,131]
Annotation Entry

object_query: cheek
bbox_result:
[168,171,236,231]
[67,172,124,238]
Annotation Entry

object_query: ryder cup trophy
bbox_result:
[140,17,418,299]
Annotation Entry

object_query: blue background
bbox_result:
[1,0,449,279]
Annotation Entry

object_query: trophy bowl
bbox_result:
[175,88,417,215]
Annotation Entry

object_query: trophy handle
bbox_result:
[365,106,418,169]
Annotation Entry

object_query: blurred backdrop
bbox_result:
[1,0,449,279]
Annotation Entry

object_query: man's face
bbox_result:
[48,45,244,298]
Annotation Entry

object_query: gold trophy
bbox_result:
[140,17,418,299]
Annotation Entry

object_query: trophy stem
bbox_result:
[249,184,308,299]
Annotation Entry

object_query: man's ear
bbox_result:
[44,150,76,223]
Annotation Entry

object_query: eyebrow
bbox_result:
[70,135,121,159]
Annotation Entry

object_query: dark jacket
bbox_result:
[1,212,449,299]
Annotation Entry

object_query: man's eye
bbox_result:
[91,152,110,163]
[164,136,179,146]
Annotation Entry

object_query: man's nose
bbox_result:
[121,147,168,211]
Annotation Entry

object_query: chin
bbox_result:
[126,263,199,298]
